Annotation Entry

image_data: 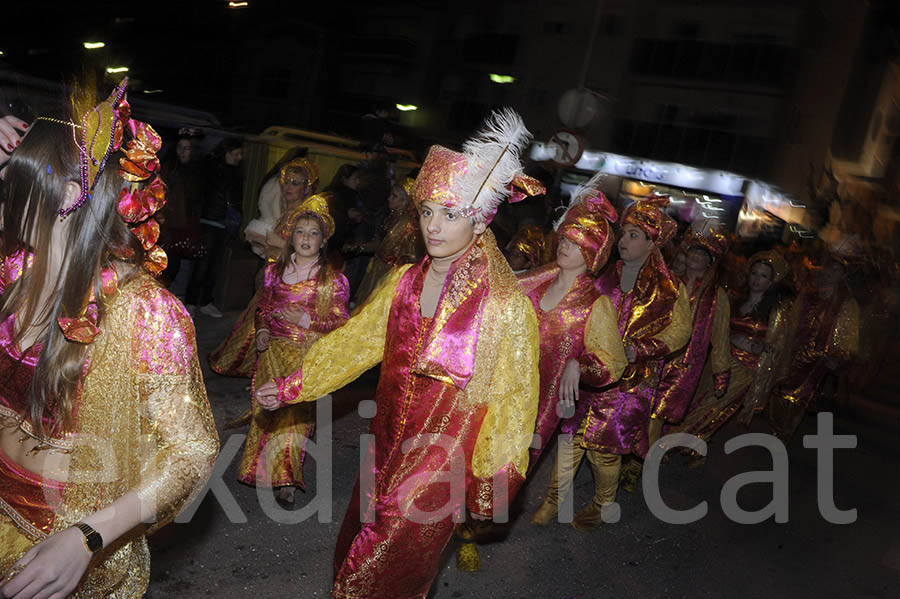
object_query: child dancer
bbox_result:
[238,194,349,505]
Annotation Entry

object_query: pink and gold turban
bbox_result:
[683,226,728,260]
[411,109,545,224]
[508,225,548,269]
[621,195,677,245]
[558,192,618,274]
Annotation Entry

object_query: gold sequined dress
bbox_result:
[0,265,219,598]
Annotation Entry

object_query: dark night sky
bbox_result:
[3,2,320,120]
[0,1,458,131]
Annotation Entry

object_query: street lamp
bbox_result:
[228,1,248,7]
[83,42,106,49]
[106,66,129,74]
[396,104,418,112]
[489,74,516,84]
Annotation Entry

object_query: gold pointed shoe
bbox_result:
[456,542,481,572]
[571,504,605,531]
[530,500,558,526]
[619,462,640,494]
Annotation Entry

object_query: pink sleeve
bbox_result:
[308,273,350,333]
[131,284,199,375]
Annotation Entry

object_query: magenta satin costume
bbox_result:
[271,231,539,599]
[655,275,731,423]
[254,263,350,342]
[518,264,620,466]
[238,263,349,488]
[581,256,690,457]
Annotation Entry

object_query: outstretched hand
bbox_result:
[0,527,92,599]
[255,381,281,410]
[0,116,28,171]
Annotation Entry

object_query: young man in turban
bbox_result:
[256,109,542,599]
[519,174,630,527]
[573,196,691,527]
[654,227,732,443]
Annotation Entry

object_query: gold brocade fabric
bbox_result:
[354,210,425,306]
[284,232,539,598]
[616,249,683,353]
[377,210,425,267]
[293,266,406,401]
[461,237,540,483]
[676,300,792,438]
[239,338,316,488]
[0,510,35,580]
[709,287,732,375]
[209,290,262,378]
[746,299,793,413]
[583,295,629,384]
[771,291,858,407]
[47,273,218,598]
[652,284,692,356]
[672,355,756,444]
[829,298,860,360]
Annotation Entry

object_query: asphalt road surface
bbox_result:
[144,309,900,599]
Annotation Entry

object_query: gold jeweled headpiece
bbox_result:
[278,192,336,240]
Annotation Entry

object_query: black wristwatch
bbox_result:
[74,522,104,554]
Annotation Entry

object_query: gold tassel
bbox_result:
[456,542,481,572]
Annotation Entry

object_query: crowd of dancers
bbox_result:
[0,78,871,599]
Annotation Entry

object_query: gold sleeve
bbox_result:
[828,298,859,361]
[469,294,540,484]
[136,368,219,532]
[742,299,793,416]
[709,287,732,374]
[283,265,411,404]
[131,295,220,531]
[654,283,692,355]
[582,295,627,386]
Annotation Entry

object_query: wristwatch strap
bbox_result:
[74,522,104,554]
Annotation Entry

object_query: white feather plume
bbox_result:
[454,108,532,220]
[553,171,606,230]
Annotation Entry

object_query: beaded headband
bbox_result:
[33,79,169,343]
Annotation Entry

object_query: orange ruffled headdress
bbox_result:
[47,78,168,343]
[556,172,619,274]
[277,192,336,240]
[412,108,545,224]
[621,195,677,245]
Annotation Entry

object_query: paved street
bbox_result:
[145,309,900,599]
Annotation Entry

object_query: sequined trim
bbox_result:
[0,406,74,452]
[0,496,47,542]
